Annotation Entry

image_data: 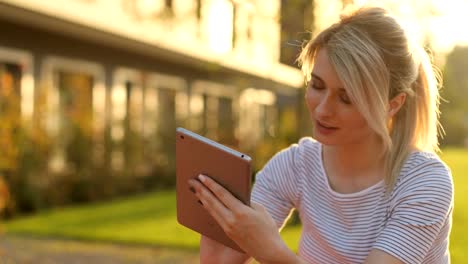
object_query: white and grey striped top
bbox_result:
[251,137,453,264]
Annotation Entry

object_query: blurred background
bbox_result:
[0,0,466,263]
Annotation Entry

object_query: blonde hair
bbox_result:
[298,6,442,191]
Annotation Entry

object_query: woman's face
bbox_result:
[305,48,378,147]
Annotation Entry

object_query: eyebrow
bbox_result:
[311,73,347,92]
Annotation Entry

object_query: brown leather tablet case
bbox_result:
[176,127,252,252]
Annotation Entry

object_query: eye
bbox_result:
[308,81,324,90]
[340,93,352,104]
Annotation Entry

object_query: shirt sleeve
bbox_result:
[250,141,305,229]
[372,159,454,264]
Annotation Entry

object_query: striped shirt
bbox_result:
[251,137,453,264]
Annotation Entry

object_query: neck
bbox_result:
[322,135,385,193]
[324,139,384,174]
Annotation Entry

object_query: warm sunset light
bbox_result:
[429,0,468,52]
[207,0,234,54]
[355,0,468,53]
[0,1,466,263]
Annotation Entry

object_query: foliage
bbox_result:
[0,81,51,216]
[0,81,158,217]
[440,46,468,147]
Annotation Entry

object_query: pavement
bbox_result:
[0,236,199,264]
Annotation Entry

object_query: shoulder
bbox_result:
[377,151,454,259]
[297,137,320,153]
[256,137,321,185]
[271,137,320,168]
[391,151,453,217]
[397,151,452,188]
[287,136,320,157]
[252,137,320,208]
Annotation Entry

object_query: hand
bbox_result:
[189,174,300,263]
[200,235,250,264]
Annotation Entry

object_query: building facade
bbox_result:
[0,0,345,210]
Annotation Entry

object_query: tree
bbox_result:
[440,46,468,146]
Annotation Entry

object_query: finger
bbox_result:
[198,174,245,211]
[188,179,233,229]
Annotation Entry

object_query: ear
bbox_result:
[388,93,406,118]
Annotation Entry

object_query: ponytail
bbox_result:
[386,47,442,191]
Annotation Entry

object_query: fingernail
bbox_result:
[189,186,195,193]
[198,174,206,182]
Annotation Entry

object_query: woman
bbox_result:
[188,5,453,264]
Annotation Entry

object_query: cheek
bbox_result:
[344,112,373,133]
[305,89,318,112]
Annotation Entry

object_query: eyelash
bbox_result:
[308,83,352,105]
[308,82,323,90]
[340,94,351,105]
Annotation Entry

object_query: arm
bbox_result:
[199,235,251,264]
[190,174,307,264]
[364,249,404,264]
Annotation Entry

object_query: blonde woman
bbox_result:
[189,6,453,264]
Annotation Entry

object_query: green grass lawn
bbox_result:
[3,148,467,263]
[440,148,468,263]
[3,190,201,250]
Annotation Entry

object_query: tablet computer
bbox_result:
[175,127,252,252]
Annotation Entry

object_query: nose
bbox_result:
[315,94,335,119]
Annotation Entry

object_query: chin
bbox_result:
[315,139,341,146]
[312,132,340,146]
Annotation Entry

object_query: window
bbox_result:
[189,92,204,132]
[111,67,144,172]
[206,0,234,53]
[191,80,238,147]
[0,59,24,171]
[196,0,202,21]
[128,0,174,20]
[218,96,235,143]
[195,0,203,38]
[0,62,21,116]
[42,56,105,172]
[231,2,254,53]
[239,88,277,149]
[280,0,314,66]
[0,47,34,121]
[144,73,187,171]
[57,70,94,170]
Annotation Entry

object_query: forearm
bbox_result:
[257,244,306,264]
[201,253,251,264]
[260,255,306,264]
[199,235,252,264]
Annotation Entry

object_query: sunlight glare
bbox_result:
[21,73,34,121]
[207,0,233,54]
[355,0,468,53]
[93,83,106,132]
[429,0,468,52]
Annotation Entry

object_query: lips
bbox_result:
[314,120,339,136]
[316,120,338,129]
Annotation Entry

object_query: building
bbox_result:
[0,0,345,209]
